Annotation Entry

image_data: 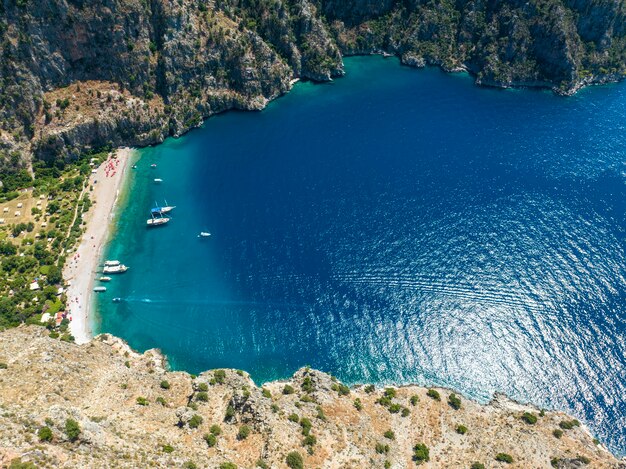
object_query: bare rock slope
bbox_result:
[0,326,621,468]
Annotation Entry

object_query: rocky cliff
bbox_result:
[0,0,625,171]
[0,325,622,468]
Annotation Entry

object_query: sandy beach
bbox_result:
[65,147,134,344]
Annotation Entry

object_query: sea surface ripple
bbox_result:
[98,57,626,454]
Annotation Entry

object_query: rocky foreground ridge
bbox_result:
[0,326,621,468]
[0,0,625,169]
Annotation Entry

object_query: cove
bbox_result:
[97,56,626,454]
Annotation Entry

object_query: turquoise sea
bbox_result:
[97,57,626,454]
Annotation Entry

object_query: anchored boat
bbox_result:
[104,260,120,266]
[94,286,107,292]
[99,276,112,282]
[154,178,163,183]
[103,264,129,274]
[198,232,211,238]
[147,213,169,227]
[151,200,176,215]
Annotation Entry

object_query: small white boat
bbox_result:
[99,276,112,282]
[104,260,120,267]
[94,286,107,292]
[154,178,163,183]
[103,264,129,274]
[151,164,157,168]
[198,232,211,238]
[112,297,121,303]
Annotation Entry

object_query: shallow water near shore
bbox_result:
[97,57,626,454]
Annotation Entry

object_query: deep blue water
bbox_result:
[97,57,626,454]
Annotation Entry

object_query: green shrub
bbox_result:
[7,458,37,469]
[401,406,410,417]
[413,443,430,463]
[353,398,363,411]
[210,424,222,435]
[470,463,485,469]
[197,382,208,392]
[256,460,269,469]
[162,444,174,453]
[0,363,8,369]
[364,384,375,393]
[225,405,235,419]
[136,397,149,406]
[183,462,197,469]
[316,406,326,421]
[160,380,170,389]
[301,376,313,393]
[456,424,467,435]
[262,388,272,398]
[189,414,203,429]
[203,433,217,447]
[384,388,396,399]
[286,451,303,469]
[495,453,513,463]
[219,464,236,469]
[38,426,53,442]
[302,434,317,447]
[337,383,350,396]
[427,389,440,401]
[300,417,312,436]
[214,369,226,384]
[559,419,580,430]
[288,413,300,423]
[300,394,314,403]
[388,403,401,413]
[383,430,395,440]
[237,425,250,440]
[283,385,295,395]
[64,418,80,441]
[521,412,537,424]
[375,442,389,454]
[156,397,166,405]
[410,394,419,405]
[448,393,461,410]
[196,391,208,402]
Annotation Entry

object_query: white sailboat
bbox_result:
[151,200,176,215]
[147,212,170,227]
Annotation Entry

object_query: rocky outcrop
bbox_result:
[0,325,622,468]
[0,0,624,169]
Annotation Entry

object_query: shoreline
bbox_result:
[64,147,135,344]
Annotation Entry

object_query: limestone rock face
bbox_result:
[0,0,624,167]
[0,325,622,468]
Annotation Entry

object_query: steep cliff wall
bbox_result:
[0,326,621,468]
[0,0,624,170]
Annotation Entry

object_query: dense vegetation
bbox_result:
[0,150,108,332]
